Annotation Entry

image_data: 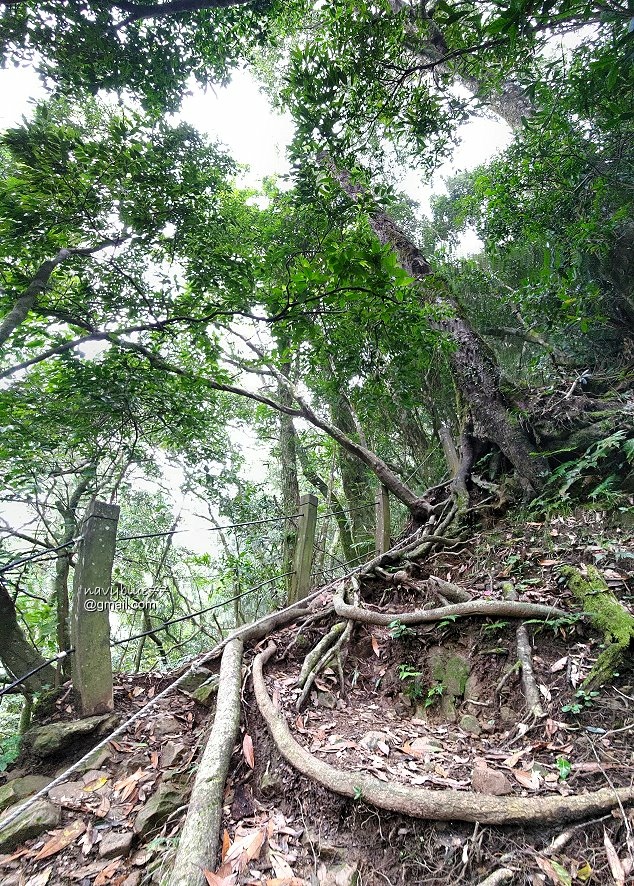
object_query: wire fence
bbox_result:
[0,496,385,699]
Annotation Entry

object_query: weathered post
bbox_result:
[290,493,318,603]
[71,499,119,715]
[375,485,390,555]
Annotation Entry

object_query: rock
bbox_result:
[459,714,482,736]
[177,666,215,694]
[48,781,88,809]
[122,873,142,886]
[78,746,112,772]
[99,830,134,858]
[4,768,26,782]
[359,731,388,752]
[0,798,61,852]
[259,761,282,796]
[0,775,53,812]
[190,675,220,706]
[471,761,513,796]
[133,782,184,836]
[26,715,117,757]
[428,648,470,723]
[159,741,185,769]
[317,860,360,886]
[499,706,516,723]
[316,691,337,709]
[82,769,111,789]
[151,717,181,739]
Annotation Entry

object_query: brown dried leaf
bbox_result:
[34,819,86,860]
[242,733,255,769]
[203,871,236,886]
[513,769,541,791]
[371,636,381,657]
[604,831,625,886]
[536,856,572,886]
[221,828,231,862]
[94,860,121,885]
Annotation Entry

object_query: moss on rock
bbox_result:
[561,564,634,689]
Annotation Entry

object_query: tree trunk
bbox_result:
[278,378,301,593]
[0,586,57,692]
[386,0,533,129]
[328,160,550,497]
[329,396,375,556]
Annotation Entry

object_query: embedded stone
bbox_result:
[0,799,61,852]
[26,715,117,757]
[359,731,388,751]
[178,666,215,694]
[190,675,220,706]
[48,781,87,809]
[99,829,134,858]
[133,783,184,836]
[151,716,181,739]
[471,762,513,796]
[0,775,53,811]
[459,714,482,736]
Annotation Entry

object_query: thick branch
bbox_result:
[0,239,125,349]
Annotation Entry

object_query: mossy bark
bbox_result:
[561,565,634,690]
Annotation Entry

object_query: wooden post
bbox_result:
[290,494,318,603]
[71,499,119,715]
[375,485,390,555]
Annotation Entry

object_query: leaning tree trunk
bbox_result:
[328,161,550,498]
[0,585,57,692]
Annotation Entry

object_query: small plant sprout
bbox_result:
[562,688,600,715]
[424,683,443,708]
[389,619,416,640]
[556,756,572,780]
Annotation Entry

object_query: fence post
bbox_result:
[290,493,318,603]
[71,499,120,716]
[375,485,390,555]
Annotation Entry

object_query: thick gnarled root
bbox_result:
[253,643,634,825]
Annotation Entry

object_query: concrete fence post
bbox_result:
[71,499,120,715]
[375,485,390,555]
[290,494,318,603]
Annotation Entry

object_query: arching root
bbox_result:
[333,594,570,626]
[253,643,634,825]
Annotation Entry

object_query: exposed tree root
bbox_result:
[297,622,346,689]
[503,582,545,719]
[253,643,634,824]
[169,638,243,886]
[333,594,569,626]
[561,565,634,690]
[297,620,353,710]
[428,575,473,603]
[476,869,514,886]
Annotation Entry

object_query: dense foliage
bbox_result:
[0,0,632,731]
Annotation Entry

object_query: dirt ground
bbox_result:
[1,509,633,885]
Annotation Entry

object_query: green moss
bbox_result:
[561,565,634,689]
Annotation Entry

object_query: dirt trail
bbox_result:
[1,511,633,885]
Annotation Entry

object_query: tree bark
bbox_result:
[328,161,550,497]
[0,586,57,692]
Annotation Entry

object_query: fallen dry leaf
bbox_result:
[26,866,53,885]
[221,828,231,862]
[94,859,121,886]
[242,734,255,769]
[34,819,87,861]
[604,831,625,886]
[536,856,572,886]
[371,636,381,657]
[203,871,236,886]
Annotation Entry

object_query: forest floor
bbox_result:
[1,508,633,886]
